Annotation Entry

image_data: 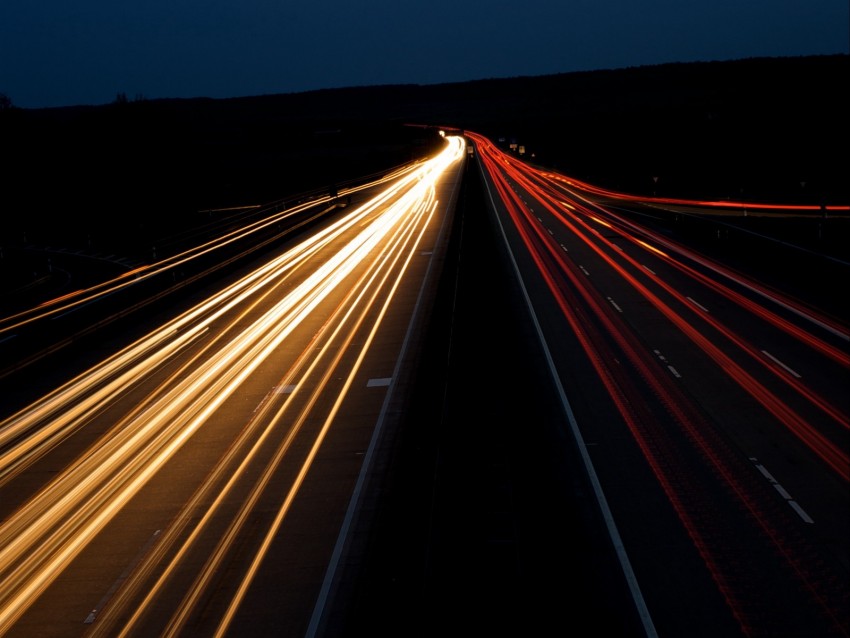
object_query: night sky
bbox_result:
[1,0,847,109]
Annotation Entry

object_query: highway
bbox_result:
[0,136,466,637]
[1,129,848,638]
[458,132,850,638]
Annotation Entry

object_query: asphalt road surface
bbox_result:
[322,156,648,638]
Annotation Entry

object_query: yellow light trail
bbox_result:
[0,136,465,633]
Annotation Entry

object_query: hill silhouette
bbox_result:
[1,54,847,259]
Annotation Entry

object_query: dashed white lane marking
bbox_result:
[788,501,813,522]
[366,377,391,388]
[773,483,792,500]
[761,350,801,378]
[85,530,162,624]
[750,457,814,524]
[275,384,296,394]
[560,244,569,252]
[607,297,623,313]
[643,264,656,275]
[579,265,590,276]
[686,296,709,313]
[653,349,681,378]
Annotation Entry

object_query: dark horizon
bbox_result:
[2,0,847,109]
[2,53,842,112]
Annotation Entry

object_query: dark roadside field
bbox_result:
[0,116,445,313]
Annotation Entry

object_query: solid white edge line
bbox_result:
[475,154,659,638]
[305,145,465,637]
